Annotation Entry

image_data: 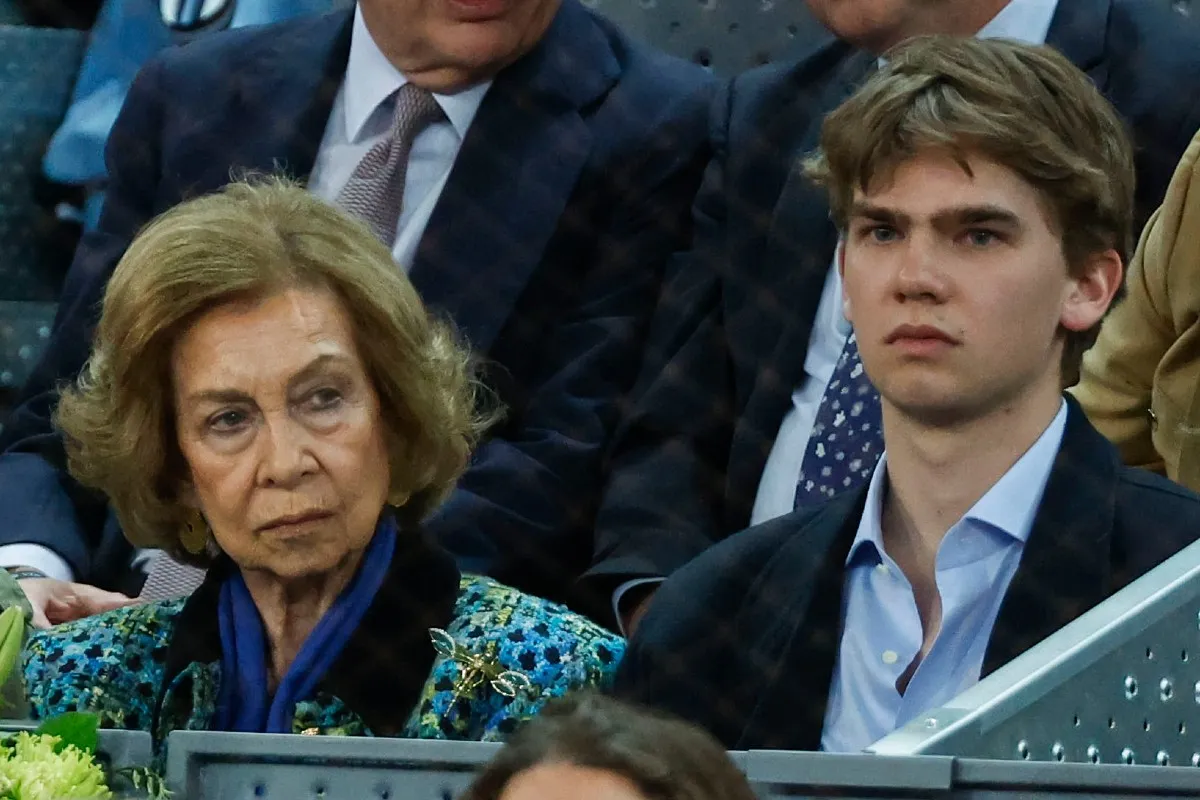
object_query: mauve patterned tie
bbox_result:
[794,333,884,509]
[139,551,207,602]
[336,83,444,247]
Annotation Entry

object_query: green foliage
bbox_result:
[0,607,25,709]
[33,714,99,755]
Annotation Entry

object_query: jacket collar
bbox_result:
[1045,0,1111,78]
[157,515,461,737]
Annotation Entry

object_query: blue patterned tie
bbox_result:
[794,333,884,508]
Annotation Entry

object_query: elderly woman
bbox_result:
[8,179,623,747]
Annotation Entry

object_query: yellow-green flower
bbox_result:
[0,732,111,799]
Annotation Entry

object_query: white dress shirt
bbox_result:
[0,4,491,581]
[307,5,492,269]
[749,0,1060,525]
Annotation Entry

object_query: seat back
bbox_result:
[0,26,84,413]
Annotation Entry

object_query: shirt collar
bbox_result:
[875,0,1058,68]
[847,399,1068,566]
[342,4,492,144]
[976,0,1059,45]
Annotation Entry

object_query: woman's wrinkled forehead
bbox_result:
[170,286,367,405]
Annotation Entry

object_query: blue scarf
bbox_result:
[214,517,397,733]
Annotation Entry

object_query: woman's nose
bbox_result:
[259,417,317,487]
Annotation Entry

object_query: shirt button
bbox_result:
[882,650,899,665]
[875,563,890,576]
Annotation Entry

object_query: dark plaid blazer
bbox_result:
[613,397,1200,750]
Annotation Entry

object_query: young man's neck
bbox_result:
[879,380,1064,559]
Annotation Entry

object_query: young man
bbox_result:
[590,0,1200,634]
[613,35,1200,752]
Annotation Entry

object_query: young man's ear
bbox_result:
[837,238,854,324]
[1061,249,1123,333]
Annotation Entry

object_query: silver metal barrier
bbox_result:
[870,538,1200,767]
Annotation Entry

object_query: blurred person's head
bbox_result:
[804,0,1011,54]
[55,177,486,588]
[804,36,1132,428]
[464,693,757,800]
[359,0,560,93]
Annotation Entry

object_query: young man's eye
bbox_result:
[965,229,1000,247]
[855,224,898,243]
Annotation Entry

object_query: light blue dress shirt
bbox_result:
[819,400,1068,753]
[749,0,1061,526]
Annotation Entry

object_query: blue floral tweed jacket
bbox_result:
[22,568,623,748]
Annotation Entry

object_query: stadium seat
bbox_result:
[0,25,84,414]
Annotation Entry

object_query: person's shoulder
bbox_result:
[409,576,622,740]
[717,33,852,121]
[1099,1,1200,88]
[668,509,818,594]
[1112,466,1200,569]
[630,506,829,651]
[451,575,624,673]
[583,9,713,96]
[24,599,185,730]
[1116,465,1200,521]
[149,8,350,79]
[1109,0,1200,44]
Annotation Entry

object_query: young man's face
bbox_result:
[840,148,1119,427]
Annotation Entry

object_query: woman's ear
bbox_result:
[177,479,199,510]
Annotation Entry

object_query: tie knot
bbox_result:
[391,83,444,140]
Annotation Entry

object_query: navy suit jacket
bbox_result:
[588,0,1200,590]
[613,399,1200,750]
[0,0,714,600]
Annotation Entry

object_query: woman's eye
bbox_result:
[208,410,247,432]
[307,388,343,411]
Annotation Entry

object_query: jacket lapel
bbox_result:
[191,9,353,194]
[725,48,875,528]
[319,522,461,736]
[982,397,1119,675]
[734,488,867,751]
[408,0,616,354]
[1045,0,1111,89]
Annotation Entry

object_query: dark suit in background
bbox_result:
[586,0,1200,599]
[613,399,1200,749]
[0,1,714,601]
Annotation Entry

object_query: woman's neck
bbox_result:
[240,551,366,687]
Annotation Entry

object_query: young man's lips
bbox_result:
[885,324,959,345]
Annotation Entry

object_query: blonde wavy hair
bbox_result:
[55,177,490,564]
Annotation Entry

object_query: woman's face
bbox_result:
[499,763,648,800]
[171,286,392,582]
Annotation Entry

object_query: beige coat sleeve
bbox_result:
[1072,130,1200,487]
